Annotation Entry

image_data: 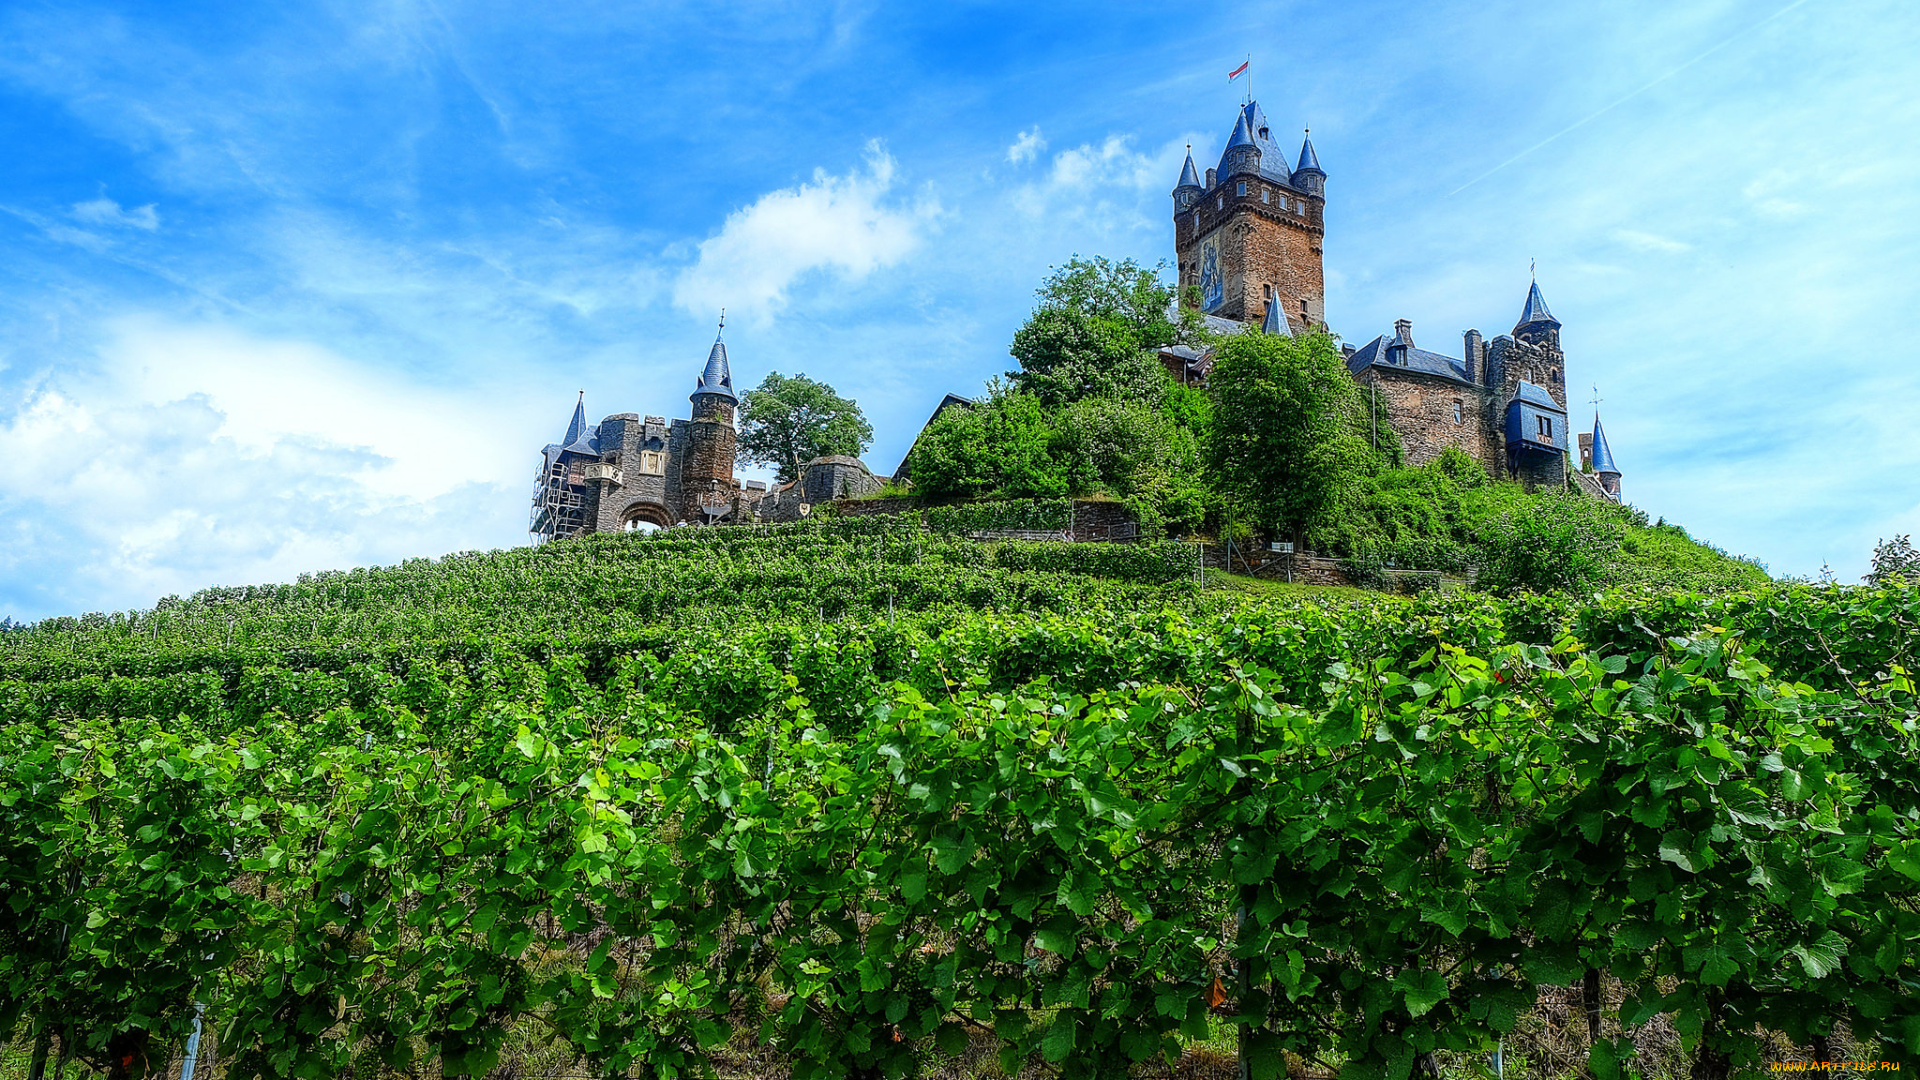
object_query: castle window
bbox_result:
[1261,188,1270,204]
[1216,195,1224,210]
[1453,401,1463,425]
[1236,181,1247,197]
[1536,416,1554,439]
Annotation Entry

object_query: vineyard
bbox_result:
[2,520,1918,1079]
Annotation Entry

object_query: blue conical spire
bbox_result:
[1296,132,1322,175]
[1262,294,1293,337]
[1591,413,1618,475]
[561,391,587,445]
[1175,148,1201,192]
[1225,111,1256,152]
[1516,280,1559,332]
[692,316,737,402]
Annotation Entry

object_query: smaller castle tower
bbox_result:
[1292,132,1324,197]
[1173,148,1202,214]
[1590,412,1622,501]
[681,319,742,522]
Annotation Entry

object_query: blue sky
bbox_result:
[1,0,1915,619]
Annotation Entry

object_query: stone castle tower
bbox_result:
[1172,101,1326,333]
[1167,99,1620,500]
[681,327,742,523]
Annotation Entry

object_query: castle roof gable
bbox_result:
[1345,333,1473,385]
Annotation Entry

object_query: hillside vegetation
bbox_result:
[3,519,1916,1080]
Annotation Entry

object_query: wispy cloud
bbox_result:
[71,197,158,230]
[1006,126,1046,165]
[672,141,938,319]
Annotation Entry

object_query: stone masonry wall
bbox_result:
[1175,179,1324,330]
[1362,370,1495,469]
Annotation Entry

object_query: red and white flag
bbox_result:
[1228,60,1249,82]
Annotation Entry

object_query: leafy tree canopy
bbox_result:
[735,372,874,483]
[1007,256,1198,408]
[1866,534,1920,585]
[1206,328,1372,539]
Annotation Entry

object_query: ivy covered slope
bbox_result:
[3,519,1919,1080]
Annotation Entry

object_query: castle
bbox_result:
[532,97,1626,543]
[1162,99,1623,501]
[529,323,882,543]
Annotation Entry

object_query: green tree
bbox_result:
[1007,256,1197,407]
[1866,534,1920,586]
[1206,329,1372,544]
[1475,492,1628,595]
[735,372,874,483]
[903,381,1080,500]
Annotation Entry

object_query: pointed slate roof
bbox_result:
[1345,333,1473,385]
[1515,281,1560,332]
[1296,134,1322,174]
[692,328,736,402]
[1261,297,1293,337]
[1174,149,1202,192]
[561,392,588,446]
[1510,381,1563,412]
[1213,100,1294,188]
[1591,414,1619,474]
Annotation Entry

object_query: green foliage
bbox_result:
[735,371,874,482]
[1208,330,1373,539]
[1867,534,1920,585]
[901,382,1078,500]
[5,554,1920,1077]
[925,498,1071,535]
[1475,491,1626,595]
[905,384,1208,535]
[1005,256,1193,408]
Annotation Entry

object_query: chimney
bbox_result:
[1393,319,1413,346]
[1463,329,1482,383]
[1204,167,1217,189]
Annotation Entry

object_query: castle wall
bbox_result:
[1361,370,1496,469]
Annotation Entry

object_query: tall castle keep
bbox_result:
[1167,100,1623,500]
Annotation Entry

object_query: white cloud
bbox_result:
[1610,228,1690,253]
[0,317,542,614]
[1006,126,1046,165]
[1046,135,1167,190]
[672,141,938,319]
[1743,171,1808,220]
[71,197,159,230]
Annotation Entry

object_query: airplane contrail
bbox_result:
[1447,0,1816,197]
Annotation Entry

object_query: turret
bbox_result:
[1514,280,1561,351]
[1220,112,1262,180]
[1590,413,1621,500]
[690,324,737,419]
[1173,147,1202,213]
[1293,132,1324,197]
[682,318,740,522]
